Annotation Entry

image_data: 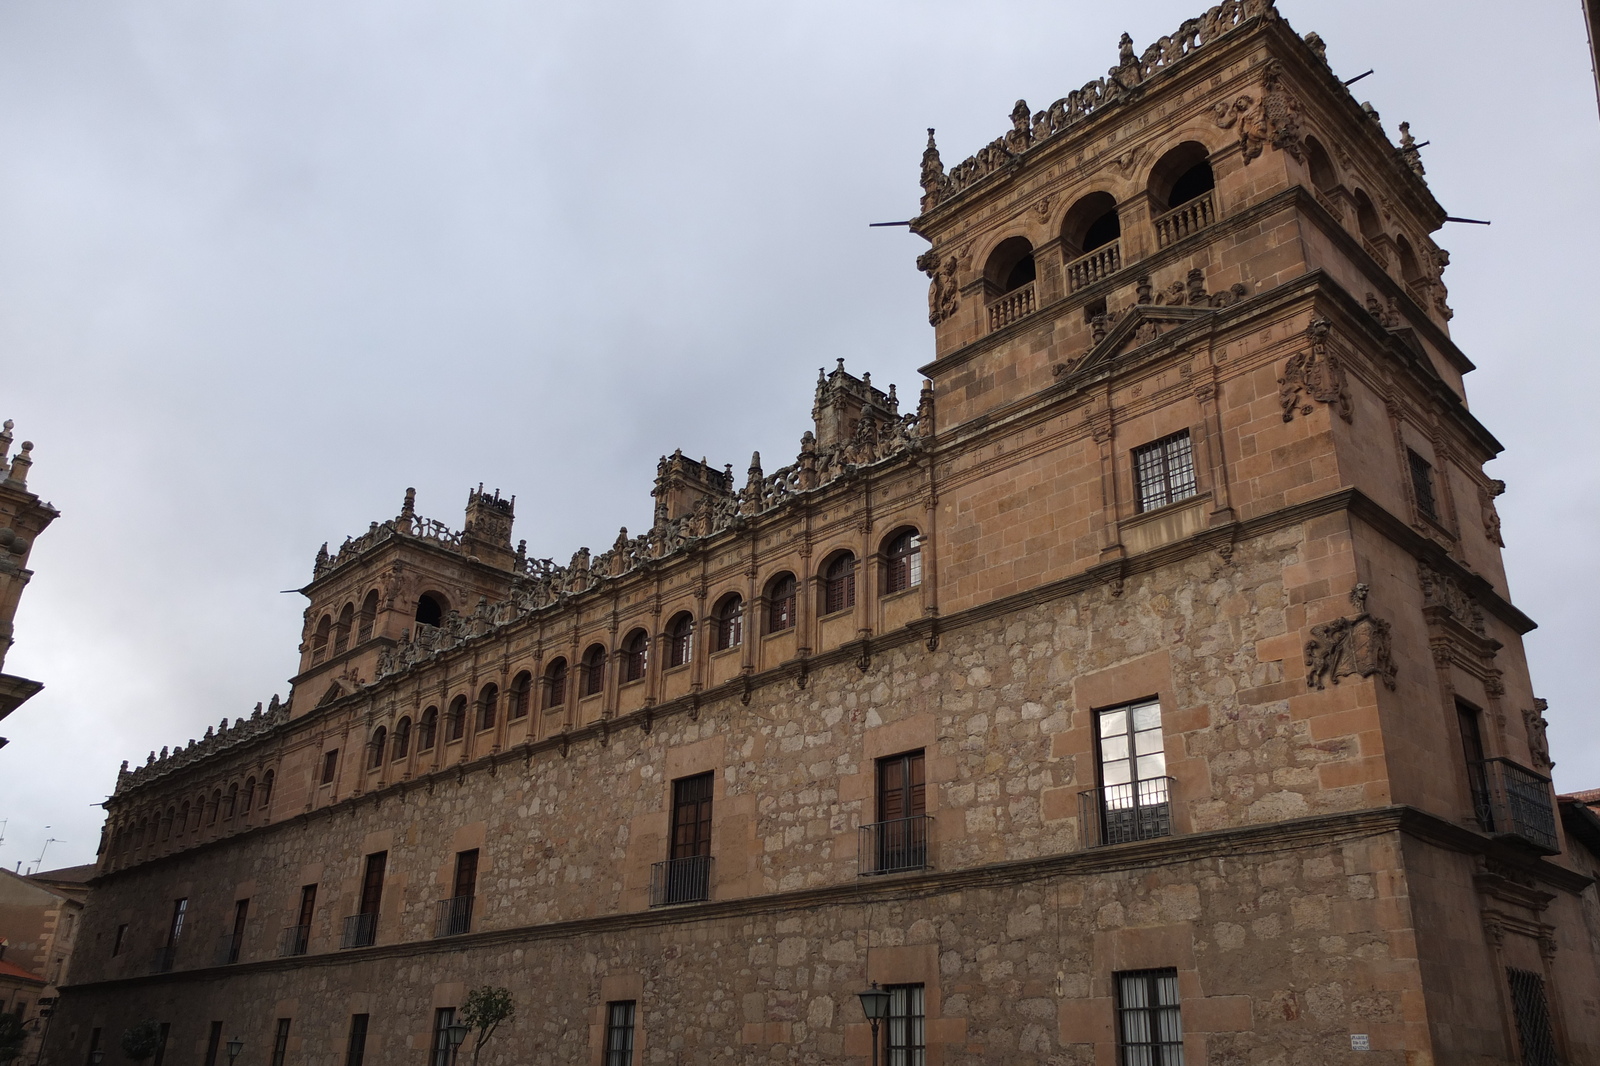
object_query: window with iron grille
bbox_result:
[1133,432,1198,513]
[884,531,922,594]
[622,631,649,683]
[1115,968,1184,1065]
[714,595,744,651]
[269,1020,290,1066]
[344,1014,369,1066]
[1408,448,1438,520]
[1507,967,1559,1066]
[604,1001,637,1066]
[885,984,926,1066]
[824,554,857,615]
[766,574,796,633]
[667,614,695,668]
[430,1008,455,1066]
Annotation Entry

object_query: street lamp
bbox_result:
[226,1038,243,1064]
[88,1052,104,1065]
[856,981,891,1066]
[444,1023,469,1066]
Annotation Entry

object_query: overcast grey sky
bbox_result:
[2,0,1596,872]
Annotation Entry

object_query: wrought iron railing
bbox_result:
[150,943,178,974]
[278,924,310,957]
[1066,241,1121,292]
[1469,758,1559,853]
[1079,778,1175,847]
[987,283,1036,331]
[649,855,713,907]
[858,814,934,875]
[1153,192,1216,248]
[341,912,378,949]
[435,895,474,938]
[213,930,246,966]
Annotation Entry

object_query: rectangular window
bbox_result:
[270,1020,291,1066]
[1408,448,1438,520]
[1506,967,1559,1066]
[1115,968,1184,1066]
[321,749,339,784]
[438,849,478,936]
[203,1022,223,1066]
[167,899,188,945]
[111,925,127,957]
[604,1001,637,1066]
[431,1008,456,1066]
[297,885,317,929]
[885,984,926,1066]
[151,1023,171,1066]
[1094,700,1171,845]
[359,853,386,916]
[1133,432,1198,513]
[345,1014,369,1066]
[453,849,479,900]
[1458,703,1492,830]
[871,751,928,873]
[656,773,714,905]
[85,1028,102,1066]
[228,898,249,964]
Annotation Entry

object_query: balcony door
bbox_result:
[875,750,927,871]
[667,773,713,903]
[1095,700,1170,844]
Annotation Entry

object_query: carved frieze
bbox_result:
[918,249,960,326]
[1305,584,1398,691]
[1418,561,1485,636]
[1278,316,1351,422]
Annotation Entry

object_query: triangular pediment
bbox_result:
[1069,304,1212,377]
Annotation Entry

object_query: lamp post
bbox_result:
[444,1023,469,1066]
[225,1039,243,1065]
[856,981,891,1066]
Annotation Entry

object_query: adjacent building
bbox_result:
[0,420,57,749]
[47,2,1600,1063]
[1,865,92,1061]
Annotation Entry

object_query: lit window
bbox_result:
[824,555,857,615]
[667,614,695,668]
[714,595,744,651]
[766,575,796,634]
[884,531,922,594]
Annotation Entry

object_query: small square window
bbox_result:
[1133,433,1198,513]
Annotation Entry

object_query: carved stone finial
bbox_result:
[1302,31,1327,63]
[401,487,416,520]
[919,129,948,211]
[1397,121,1426,176]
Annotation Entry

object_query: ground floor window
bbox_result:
[605,1001,637,1066]
[885,984,925,1066]
[1507,968,1558,1066]
[1115,968,1184,1066]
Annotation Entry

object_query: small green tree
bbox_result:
[121,1021,162,1063]
[460,986,514,1065]
[0,1012,26,1064]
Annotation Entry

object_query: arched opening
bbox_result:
[1147,142,1214,210]
[544,658,569,708]
[160,807,174,841]
[713,593,744,652]
[311,615,332,663]
[1354,189,1382,240]
[477,684,499,731]
[208,790,222,826]
[260,770,274,810]
[1060,192,1121,259]
[823,553,858,615]
[666,613,695,668]
[883,528,923,594]
[1303,135,1337,192]
[447,694,468,741]
[333,602,355,655]
[241,778,256,814]
[508,672,533,718]
[765,573,797,634]
[369,726,387,769]
[177,802,191,836]
[621,630,650,683]
[392,717,412,759]
[1396,236,1425,288]
[983,236,1036,296]
[415,592,445,628]
[418,708,439,752]
[580,644,607,697]
[357,590,379,643]
[224,784,238,819]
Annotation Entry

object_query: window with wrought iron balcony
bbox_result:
[1459,704,1560,854]
[341,851,385,949]
[652,772,714,906]
[279,884,316,957]
[435,849,478,937]
[1061,193,1123,296]
[1148,143,1216,250]
[1080,700,1174,848]
[984,237,1037,332]
[860,750,934,875]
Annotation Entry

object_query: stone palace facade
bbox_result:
[48,3,1600,1064]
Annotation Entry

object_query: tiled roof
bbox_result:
[1559,788,1600,805]
[0,958,45,984]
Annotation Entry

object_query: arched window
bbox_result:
[477,684,499,731]
[160,807,174,841]
[1396,236,1425,288]
[241,778,256,814]
[208,790,222,826]
[369,726,388,769]
[621,630,649,683]
[1354,189,1381,240]
[666,613,695,668]
[191,796,205,832]
[415,592,445,628]
[357,590,379,643]
[765,573,797,634]
[311,615,332,663]
[544,658,569,709]
[224,783,238,819]
[884,529,923,594]
[713,594,744,652]
[824,554,857,615]
[509,673,532,719]
[448,695,468,741]
[581,644,607,698]
[260,771,274,810]
[1303,135,1337,192]
[333,603,355,655]
[418,708,439,752]
[392,717,412,759]
[984,236,1036,295]
[1060,192,1121,259]
[177,802,191,836]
